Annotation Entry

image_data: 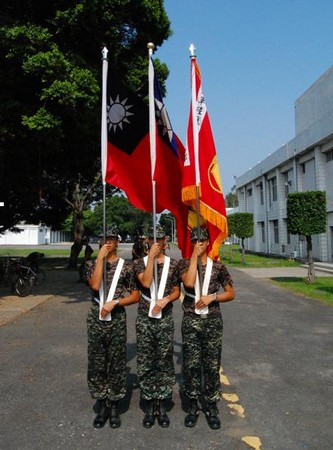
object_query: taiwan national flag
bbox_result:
[182,54,228,260]
[104,63,188,255]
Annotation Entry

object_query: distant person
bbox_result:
[84,226,139,429]
[178,227,235,430]
[78,238,94,283]
[25,252,44,271]
[132,235,147,261]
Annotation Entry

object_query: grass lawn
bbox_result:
[220,245,299,268]
[271,277,333,305]
[221,245,333,306]
[0,248,71,257]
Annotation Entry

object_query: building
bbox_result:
[236,65,333,262]
[0,223,71,245]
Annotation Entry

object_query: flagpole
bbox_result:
[101,47,108,308]
[189,43,203,293]
[148,42,159,305]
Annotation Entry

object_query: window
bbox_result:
[260,222,265,243]
[326,150,333,162]
[271,177,277,202]
[247,188,252,197]
[273,220,279,244]
[259,183,264,205]
[284,174,291,197]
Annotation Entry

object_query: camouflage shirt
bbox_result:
[84,258,137,304]
[178,258,233,317]
[133,257,180,316]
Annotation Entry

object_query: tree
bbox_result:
[225,192,238,208]
[229,212,254,263]
[159,213,175,241]
[287,191,326,283]
[84,195,152,239]
[225,213,237,260]
[0,0,173,266]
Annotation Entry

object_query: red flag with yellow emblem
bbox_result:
[182,51,228,260]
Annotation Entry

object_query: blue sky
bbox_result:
[155,0,333,193]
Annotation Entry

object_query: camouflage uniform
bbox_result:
[133,257,179,400]
[178,258,233,403]
[85,259,136,402]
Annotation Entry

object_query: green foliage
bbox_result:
[227,214,236,237]
[22,107,61,130]
[0,0,172,234]
[287,191,327,236]
[225,192,238,208]
[228,212,254,239]
[84,196,151,238]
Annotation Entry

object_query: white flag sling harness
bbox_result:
[194,257,212,315]
[98,257,125,321]
[142,255,170,319]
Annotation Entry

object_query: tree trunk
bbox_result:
[241,238,245,264]
[68,194,85,269]
[306,235,315,284]
[229,244,233,261]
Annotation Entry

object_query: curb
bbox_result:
[0,294,54,327]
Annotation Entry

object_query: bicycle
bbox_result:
[0,257,33,297]
[18,262,46,286]
[20,252,46,286]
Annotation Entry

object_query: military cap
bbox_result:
[148,225,166,239]
[190,227,209,241]
[105,225,120,238]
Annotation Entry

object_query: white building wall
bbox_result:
[236,64,333,262]
[0,224,71,245]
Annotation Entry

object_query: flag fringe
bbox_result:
[182,185,200,202]
[209,233,225,260]
[199,202,228,236]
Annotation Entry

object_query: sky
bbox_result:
[155,0,333,194]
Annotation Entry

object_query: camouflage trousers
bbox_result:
[182,315,223,403]
[87,304,127,402]
[136,312,175,400]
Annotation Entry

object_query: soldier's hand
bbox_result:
[149,242,161,258]
[196,294,212,310]
[151,297,168,315]
[100,301,115,318]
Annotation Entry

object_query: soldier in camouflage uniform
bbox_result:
[178,227,235,430]
[133,225,180,428]
[85,226,139,429]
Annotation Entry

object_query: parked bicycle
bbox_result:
[18,261,46,286]
[0,256,33,297]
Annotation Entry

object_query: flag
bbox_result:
[182,54,228,260]
[104,63,188,255]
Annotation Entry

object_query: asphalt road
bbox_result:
[0,244,332,450]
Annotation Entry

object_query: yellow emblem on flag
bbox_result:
[208,155,223,194]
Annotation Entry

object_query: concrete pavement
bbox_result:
[1,245,333,449]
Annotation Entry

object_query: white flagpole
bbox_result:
[189,44,201,190]
[101,47,108,188]
[148,42,157,237]
[189,44,203,295]
[100,47,108,314]
[147,42,159,318]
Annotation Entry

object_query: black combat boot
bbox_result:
[93,399,109,429]
[156,399,170,428]
[143,399,155,428]
[184,399,199,427]
[205,402,221,430]
[109,401,121,428]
